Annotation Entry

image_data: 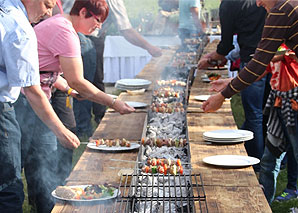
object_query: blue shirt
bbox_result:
[179,0,200,31]
[0,0,40,103]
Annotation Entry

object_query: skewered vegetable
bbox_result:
[93,138,131,147]
[141,138,187,147]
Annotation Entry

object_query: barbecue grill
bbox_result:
[112,173,208,213]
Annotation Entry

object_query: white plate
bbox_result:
[203,135,254,143]
[52,185,119,203]
[194,95,210,101]
[203,129,253,139]
[87,142,140,151]
[201,78,211,83]
[125,101,148,108]
[116,79,152,86]
[203,155,260,167]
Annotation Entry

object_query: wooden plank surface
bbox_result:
[91,112,146,141]
[199,186,271,213]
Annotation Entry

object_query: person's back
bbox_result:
[0,0,39,103]
[178,0,200,31]
[217,0,266,63]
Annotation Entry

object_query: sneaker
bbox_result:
[275,188,298,202]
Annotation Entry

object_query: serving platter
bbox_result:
[203,155,260,167]
[52,185,119,204]
[87,142,140,151]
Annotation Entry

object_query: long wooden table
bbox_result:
[52,44,271,212]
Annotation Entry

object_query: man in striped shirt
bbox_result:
[202,0,298,111]
[202,0,298,204]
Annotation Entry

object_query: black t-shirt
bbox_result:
[216,0,266,63]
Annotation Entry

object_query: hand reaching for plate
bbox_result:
[209,78,233,92]
[202,93,226,112]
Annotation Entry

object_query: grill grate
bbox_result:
[112,173,208,213]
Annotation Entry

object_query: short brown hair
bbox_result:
[70,0,109,22]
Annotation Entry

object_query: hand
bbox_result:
[209,78,233,92]
[197,57,210,69]
[112,99,135,114]
[148,46,162,57]
[202,93,225,112]
[70,90,85,101]
[57,128,80,149]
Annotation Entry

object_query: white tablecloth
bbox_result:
[103,36,152,83]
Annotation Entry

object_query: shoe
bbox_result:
[275,188,298,202]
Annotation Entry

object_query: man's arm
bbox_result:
[23,85,80,149]
[121,28,162,57]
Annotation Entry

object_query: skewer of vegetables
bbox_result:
[141,138,187,147]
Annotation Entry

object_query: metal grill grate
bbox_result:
[112,173,208,213]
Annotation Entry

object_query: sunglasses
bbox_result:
[89,11,101,24]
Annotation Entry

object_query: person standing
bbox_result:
[201,0,298,203]
[0,0,80,212]
[178,0,205,45]
[63,0,163,137]
[15,0,135,211]
[197,0,267,173]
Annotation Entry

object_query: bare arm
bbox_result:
[23,85,80,149]
[60,56,135,114]
[121,28,162,57]
[190,7,204,34]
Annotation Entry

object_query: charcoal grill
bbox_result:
[112,173,208,213]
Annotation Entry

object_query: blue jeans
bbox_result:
[73,33,97,137]
[259,109,298,204]
[51,90,75,186]
[240,62,267,172]
[0,102,24,213]
[14,94,57,213]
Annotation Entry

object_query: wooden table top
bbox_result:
[52,44,271,213]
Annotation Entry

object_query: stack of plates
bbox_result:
[115,79,152,91]
[203,129,254,143]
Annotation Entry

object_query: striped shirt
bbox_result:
[222,0,298,98]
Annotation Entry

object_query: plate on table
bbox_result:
[87,142,140,151]
[52,185,119,204]
[203,135,254,143]
[203,155,260,167]
[203,129,253,140]
[201,78,211,83]
[194,95,210,101]
[125,101,148,108]
[116,79,152,86]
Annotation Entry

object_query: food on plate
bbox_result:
[93,138,131,147]
[141,137,187,147]
[141,158,184,175]
[207,73,221,81]
[54,184,116,200]
[153,87,181,98]
[150,102,184,113]
[157,80,186,87]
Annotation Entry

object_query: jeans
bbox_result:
[240,62,267,172]
[0,102,24,213]
[73,33,98,137]
[14,94,57,213]
[51,90,75,186]
[259,109,298,204]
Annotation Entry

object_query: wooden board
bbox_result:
[199,186,271,213]
[91,112,146,141]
